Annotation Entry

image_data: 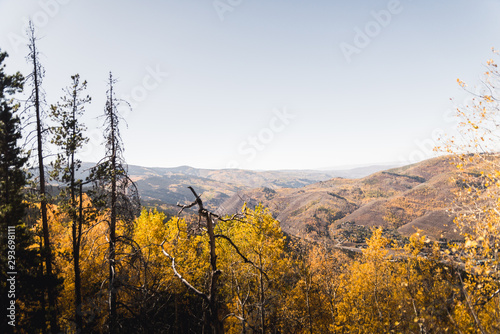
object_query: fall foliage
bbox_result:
[4,28,500,333]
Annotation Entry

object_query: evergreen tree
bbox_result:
[0,49,44,332]
[0,50,25,231]
[50,74,91,332]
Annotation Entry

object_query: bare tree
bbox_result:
[24,21,59,333]
[90,72,139,334]
[161,187,224,333]
[161,187,268,334]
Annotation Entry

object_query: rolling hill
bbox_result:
[218,156,464,244]
[115,163,397,211]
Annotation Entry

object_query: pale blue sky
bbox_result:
[1,0,499,170]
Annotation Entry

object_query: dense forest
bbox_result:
[2,24,500,334]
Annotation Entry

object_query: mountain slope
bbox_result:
[114,163,394,210]
[218,156,463,242]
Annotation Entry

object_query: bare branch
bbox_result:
[214,234,269,281]
[474,288,500,307]
[188,186,203,209]
[160,240,209,303]
[458,273,487,334]
[176,200,197,215]
[222,313,245,322]
[211,212,246,223]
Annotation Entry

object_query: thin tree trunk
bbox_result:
[109,168,117,333]
[306,274,313,334]
[258,253,265,334]
[31,31,58,333]
[39,238,47,334]
[241,300,246,334]
[459,274,487,334]
[205,212,223,334]
[68,88,84,333]
[109,78,118,333]
[73,181,83,332]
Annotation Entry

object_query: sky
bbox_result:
[1,0,500,170]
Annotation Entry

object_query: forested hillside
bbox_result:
[80,162,394,212]
[219,156,463,244]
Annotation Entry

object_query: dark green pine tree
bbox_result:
[0,49,45,332]
[49,74,90,332]
[0,51,25,228]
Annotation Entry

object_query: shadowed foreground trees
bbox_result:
[161,186,226,333]
[131,204,477,333]
[0,48,46,333]
[25,22,60,332]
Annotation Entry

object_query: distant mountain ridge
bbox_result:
[76,162,397,211]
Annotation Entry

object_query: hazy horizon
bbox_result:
[80,159,406,172]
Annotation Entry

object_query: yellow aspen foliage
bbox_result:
[334,229,459,333]
[281,244,349,333]
[438,51,500,332]
[396,233,457,333]
[135,209,210,290]
[133,209,211,328]
[216,204,292,333]
[336,229,399,333]
[38,198,110,332]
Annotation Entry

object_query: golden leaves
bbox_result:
[483,95,494,103]
[457,78,467,88]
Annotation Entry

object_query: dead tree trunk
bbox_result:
[161,187,268,333]
[161,186,224,333]
[27,21,59,333]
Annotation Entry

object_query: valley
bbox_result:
[127,156,464,246]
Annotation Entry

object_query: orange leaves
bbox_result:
[483,95,494,103]
[457,78,467,88]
